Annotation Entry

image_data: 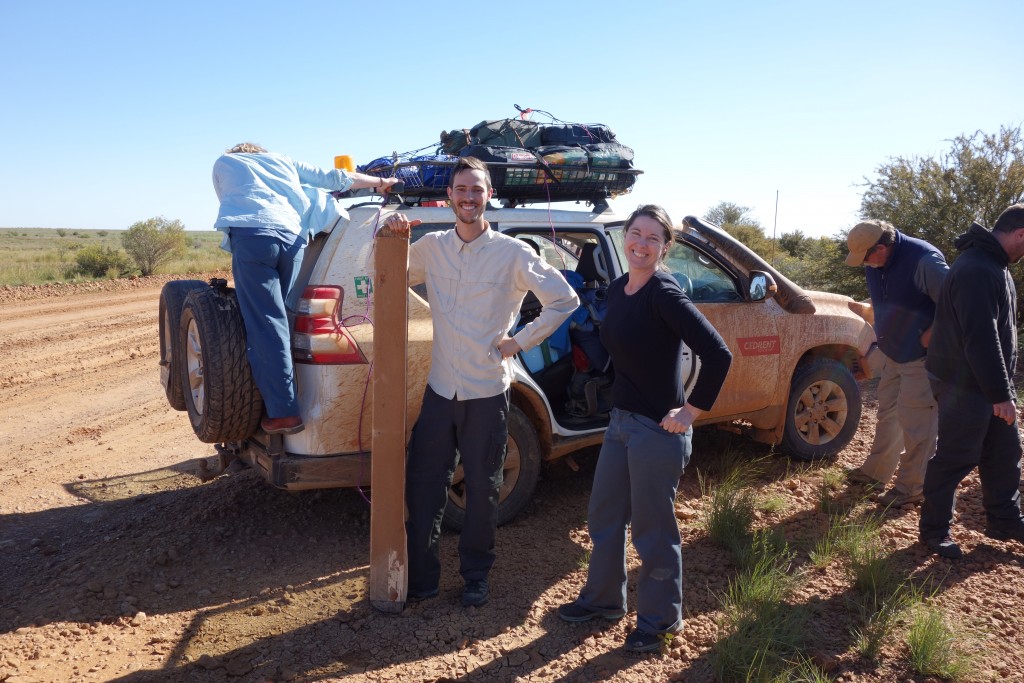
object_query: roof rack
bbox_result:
[362,158,641,207]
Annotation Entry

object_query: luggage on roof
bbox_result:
[358,114,640,206]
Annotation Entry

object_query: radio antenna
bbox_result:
[770,190,779,266]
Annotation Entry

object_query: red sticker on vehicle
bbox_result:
[737,335,781,356]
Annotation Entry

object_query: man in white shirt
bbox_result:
[380,157,578,607]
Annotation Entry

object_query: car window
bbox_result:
[665,241,743,302]
[411,223,453,244]
[515,234,578,272]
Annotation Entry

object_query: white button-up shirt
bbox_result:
[409,226,579,400]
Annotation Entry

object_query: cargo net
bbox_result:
[357,130,641,206]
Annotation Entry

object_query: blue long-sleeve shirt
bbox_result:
[212,152,354,250]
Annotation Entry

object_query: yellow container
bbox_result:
[334,155,355,172]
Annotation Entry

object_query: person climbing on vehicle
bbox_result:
[212,142,397,435]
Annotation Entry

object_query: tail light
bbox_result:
[293,285,367,364]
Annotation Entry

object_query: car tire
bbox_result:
[443,404,542,531]
[179,286,263,443]
[782,358,861,461]
[158,280,209,411]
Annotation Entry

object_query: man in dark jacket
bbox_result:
[845,220,948,508]
[919,204,1024,559]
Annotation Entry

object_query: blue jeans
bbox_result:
[229,231,304,418]
[577,407,692,634]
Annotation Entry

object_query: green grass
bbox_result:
[814,467,847,515]
[713,531,807,683]
[904,604,974,680]
[0,227,229,286]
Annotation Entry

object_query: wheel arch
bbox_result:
[510,384,555,460]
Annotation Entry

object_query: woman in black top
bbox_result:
[557,205,732,652]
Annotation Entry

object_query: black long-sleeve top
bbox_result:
[601,270,733,422]
[926,222,1017,404]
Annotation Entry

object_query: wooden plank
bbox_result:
[369,231,409,613]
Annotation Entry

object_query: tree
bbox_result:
[703,201,773,255]
[704,201,758,228]
[859,124,1024,259]
[778,230,810,258]
[121,217,187,276]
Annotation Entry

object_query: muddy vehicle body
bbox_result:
[160,198,876,527]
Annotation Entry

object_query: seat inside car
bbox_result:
[575,242,609,286]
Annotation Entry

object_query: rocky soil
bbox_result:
[1,276,1023,682]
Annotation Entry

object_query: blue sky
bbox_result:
[2,0,1021,238]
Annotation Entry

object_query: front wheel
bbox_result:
[443,404,542,531]
[782,358,861,461]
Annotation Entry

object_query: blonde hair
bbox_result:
[227,142,267,154]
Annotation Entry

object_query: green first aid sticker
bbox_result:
[354,275,373,299]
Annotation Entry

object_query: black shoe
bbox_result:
[984,525,1024,544]
[625,628,664,653]
[462,579,488,607]
[557,601,626,623]
[406,588,438,604]
[921,535,962,559]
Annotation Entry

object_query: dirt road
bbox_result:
[2,277,1023,682]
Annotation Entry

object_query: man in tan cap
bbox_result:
[845,220,948,507]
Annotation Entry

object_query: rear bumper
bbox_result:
[234,438,370,491]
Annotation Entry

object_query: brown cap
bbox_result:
[845,221,885,266]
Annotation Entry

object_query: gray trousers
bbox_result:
[577,408,692,635]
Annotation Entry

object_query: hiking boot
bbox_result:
[461,579,489,607]
[557,601,626,623]
[845,468,883,489]
[877,489,924,508]
[625,628,664,653]
[984,524,1024,544]
[406,588,439,604]
[921,535,962,559]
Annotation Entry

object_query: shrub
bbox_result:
[122,216,187,276]
[75,245,133,278]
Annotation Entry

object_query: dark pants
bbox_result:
[919,377,1024,541]
[405,386,509,594]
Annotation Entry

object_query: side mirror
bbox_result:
[749,271,777,302]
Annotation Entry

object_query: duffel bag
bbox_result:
[441,118,544,155]
[540,123,618,146]
[459,145,541,165]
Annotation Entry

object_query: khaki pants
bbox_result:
[859,355,937,496]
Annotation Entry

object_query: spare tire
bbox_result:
[179,285,263,443]
[158,280,209,411]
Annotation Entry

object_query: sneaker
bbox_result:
[557,601,626,623]
[406,588,438,604]
[846,468,883,489]
[261,415,304,435]
[625,628,664,653]
[462,579,489,607]
[877,489,924,507]
[921,535,962,559]
[984,525,1024,544]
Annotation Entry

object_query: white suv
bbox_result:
[159,197,876,528]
